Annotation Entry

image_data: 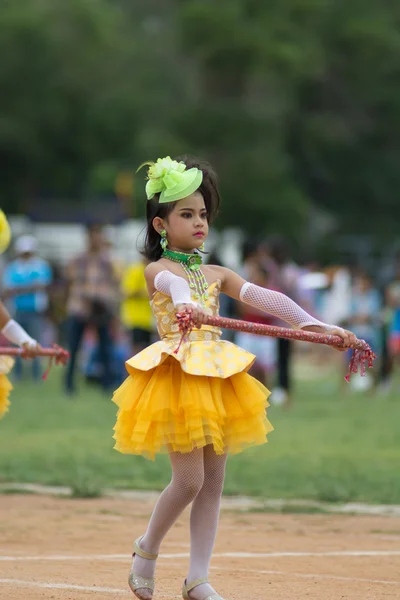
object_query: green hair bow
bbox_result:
[140,156,203,203]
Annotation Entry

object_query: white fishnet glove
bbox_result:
[154,271,196,307]
[240,282,337,330]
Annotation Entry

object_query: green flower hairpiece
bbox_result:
[139,156,203,204]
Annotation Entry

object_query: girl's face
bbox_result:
[154,191,209,252]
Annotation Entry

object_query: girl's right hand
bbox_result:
[21,341,42,359]
[175,304,209,328]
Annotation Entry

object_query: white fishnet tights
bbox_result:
[187,446,228,599]
[240,282,335,330]
[131,446,227,600]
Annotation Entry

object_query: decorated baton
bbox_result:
[176,313,376,382]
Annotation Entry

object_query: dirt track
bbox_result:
[1,494,400,599]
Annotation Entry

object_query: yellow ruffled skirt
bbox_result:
[0,356,14,420]
[0,373,13,420]
[113,339,273,460]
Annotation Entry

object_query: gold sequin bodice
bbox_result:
[126,279,255,379]
[151,279,222,342]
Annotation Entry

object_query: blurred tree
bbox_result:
[0,0,182,212]
[1,0,400,247]
[174,0,400,242]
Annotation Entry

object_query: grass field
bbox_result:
[1,360,399,504]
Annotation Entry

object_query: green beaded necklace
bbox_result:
[162,248,209,304]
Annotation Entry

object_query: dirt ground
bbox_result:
[1,494,400,600]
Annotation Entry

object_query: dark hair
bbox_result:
[142,156,220,261]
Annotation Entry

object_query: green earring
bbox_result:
[160,229,168,251]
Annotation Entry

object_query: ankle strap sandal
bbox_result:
[128,536,158,599]
[182,578,226,600]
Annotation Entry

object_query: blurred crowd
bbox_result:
[1,224,399,401]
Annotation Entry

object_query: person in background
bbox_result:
[205,249,237,341]
[377,281,393,394]
[347,271,381,351]
[64,222,120,396]
[387,263,400,369]
[321,264,353,326]
[376,253,400,393]
[256,239,281,289]
[267,235,301,407]
[236,259,277,387]
[2,235,52,380]
[121,257,154,354]
[104,235,125,280]
[341,270,382,391]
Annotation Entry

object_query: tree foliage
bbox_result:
[2,0,400,245]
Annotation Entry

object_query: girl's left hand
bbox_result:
[302,325,358,351]
[325,327,358,352]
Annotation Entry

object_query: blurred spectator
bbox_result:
[63,223,121,396]
[343,270,382,391]
[377,282,394,393]
[2,235,52,380]
[103,235,125,279]
[297,261,328,317]
[120,257,154,354]
[267,236,301,406]
[257,240,281,290]
[236,258,276,387]
[387,264,400,364]
[346,271,381,353]
[81,320,131,388]
[46,261,68,343]
[321,265,352,326]
[207,249,237,341]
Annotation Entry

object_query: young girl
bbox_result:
[112,157,357,600]
[0,210,40,418]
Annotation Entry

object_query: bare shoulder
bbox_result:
[144,261,162,277]
[144,261,166,285]
[205,264,226,280]
[207,265,247,300]
[144,259,180,279]
[145,259,184,294]
[143,262,162,296]
[206,264,239,282]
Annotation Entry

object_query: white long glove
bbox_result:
[240,282,337,330]
[1,319,37,347]
[154,271,195,307]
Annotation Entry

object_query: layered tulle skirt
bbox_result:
[112,338,273,460]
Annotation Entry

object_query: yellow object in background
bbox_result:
[121,262,153,331]
[0,357,15,419]
[0,210,11,254]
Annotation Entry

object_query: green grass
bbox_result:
[1,368,400,504]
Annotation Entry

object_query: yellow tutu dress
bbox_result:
[0,356,14,420]
[113,280,273,459]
